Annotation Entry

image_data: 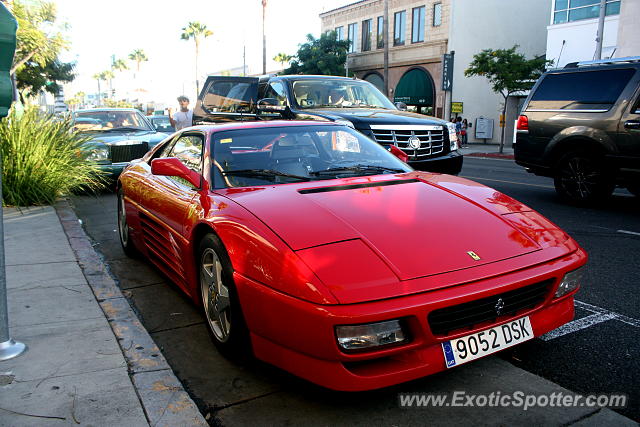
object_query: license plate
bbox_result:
[441,316,533,368]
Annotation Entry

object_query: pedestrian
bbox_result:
[168,95,193,131]
[461,118,468,147]
[455,116,462,144]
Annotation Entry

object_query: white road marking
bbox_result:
[618,229,640,237]
[540,313,617,341]
[540,299,640,341]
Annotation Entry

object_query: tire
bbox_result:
[117,188,138,257]
[198,233,250,355]
[553,150,614,205]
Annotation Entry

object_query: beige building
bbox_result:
[321,0,552,144]
[320,0,450,118]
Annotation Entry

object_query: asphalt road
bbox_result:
[70,156,640,423]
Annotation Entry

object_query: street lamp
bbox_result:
[262,0,267,75]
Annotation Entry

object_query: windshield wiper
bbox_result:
[222,169,311,181]
[309,165,406,176]
[102,126,148,132]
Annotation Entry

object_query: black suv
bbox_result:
[515,57,640,203]
[193,75,462,174]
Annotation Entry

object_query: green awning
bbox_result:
[393,68,434,106]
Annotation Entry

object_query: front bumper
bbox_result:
[408,151,463,175]
[235,248,585,391]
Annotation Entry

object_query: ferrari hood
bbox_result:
[221,175,541,281]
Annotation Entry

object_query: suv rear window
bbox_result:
[528,68,636,111]
[202,79,258,113]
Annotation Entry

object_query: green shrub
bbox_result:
[0,106,106,206]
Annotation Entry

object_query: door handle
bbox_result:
[624,120,640,130]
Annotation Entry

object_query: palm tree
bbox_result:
[102,70,115,98]
[128,49,148,74]
[110,58,129,100]
[92,72,105,106]
[273,53,292,72]
[75,91,85,108]
[181,21,213,93]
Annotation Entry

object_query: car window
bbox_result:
[203,80,258,113]
[211,125,411,189]
[291,79,395,109]
[73,110,153,132]
[264,82,287,106]
[170,134,204,172]
[529,69,636,111]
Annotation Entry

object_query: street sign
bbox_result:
[451,102,463,114]
[442,53,453,91]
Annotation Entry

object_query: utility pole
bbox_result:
[594,0,606,60]
[383,0,389,97]
[262,0,267,74]
[243,45,246,76]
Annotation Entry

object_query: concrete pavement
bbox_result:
[0,205,206,426]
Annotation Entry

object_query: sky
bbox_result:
[55,0,349,108]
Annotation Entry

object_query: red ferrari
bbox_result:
[117,121,587,391]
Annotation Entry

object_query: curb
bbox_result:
[54,198,208,427]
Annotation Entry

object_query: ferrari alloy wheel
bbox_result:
[117,189,137,257]
[553,151,614,205]
[198,233,250,354]
[200,248,231,342]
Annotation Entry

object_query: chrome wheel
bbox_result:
[200,248,231,342]
[118,192,129,246]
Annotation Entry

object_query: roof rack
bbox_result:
[564,56,640,68]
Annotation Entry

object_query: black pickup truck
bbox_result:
[193,75,462,174]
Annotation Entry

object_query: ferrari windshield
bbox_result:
[212,125,411,188]
[72,110,153,132]
[291,79,396,109]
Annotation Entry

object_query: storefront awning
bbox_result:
[393,68,434,106]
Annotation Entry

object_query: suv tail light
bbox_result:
[517,115,529,131]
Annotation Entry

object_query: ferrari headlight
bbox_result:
[335,119,355,129]
[336,319,407,351]
[555,267,585,298]
[447,123,458,151]
[86,147,110,161]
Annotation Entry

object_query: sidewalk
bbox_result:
[0,206,206,426]
[459,142,514,159]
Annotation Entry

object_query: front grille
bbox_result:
[109,142,149,163]
[371,126,446,160]
[427,279,554,336]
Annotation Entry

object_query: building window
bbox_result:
[433,3,442,26]
[335,26,344,41]
[348,23,358,53]
[412,6,425,42]
[553,0,621,24]
[362,19,372,51]
[394,10,406,46]
[377,16,384,48]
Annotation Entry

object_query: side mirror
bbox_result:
[394,102,407,111]
[151,157,202,188]
[388,145,408,163]
[257,98,287,112]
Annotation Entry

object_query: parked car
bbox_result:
[72,108,168,178]
[146,114,175,134]
[117,120,586,391]
[193,75,463,174]
[515,57,640,203]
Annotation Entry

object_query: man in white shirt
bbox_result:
[168,96,193,131]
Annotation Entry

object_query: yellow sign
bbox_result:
[499,114,506,128]
[451,102,463,114]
